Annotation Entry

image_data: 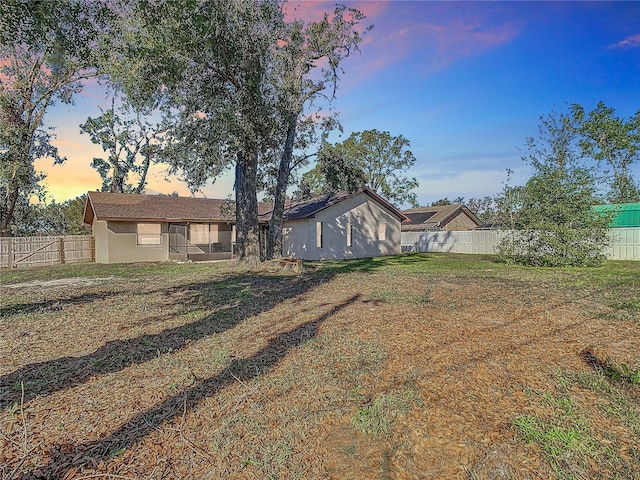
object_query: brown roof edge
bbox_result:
[279,188,410,221]
[84,191,271,224]
[82,192,97,226]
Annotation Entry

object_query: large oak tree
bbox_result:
[265,5,369,259]
[0,0,112,236]
[114,0,286,264]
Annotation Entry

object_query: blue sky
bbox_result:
[39,0,640,207]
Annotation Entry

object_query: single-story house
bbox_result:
[83,189,407,263]
[402,204,483,231]
[83,191,271,263]
[279,189,409,261]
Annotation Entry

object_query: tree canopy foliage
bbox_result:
[298,129,419,207]
[571,102,640,204]
[98,0,289,263]
[80,93,165,194]
[0,0,112,236]
[496,108,614,267]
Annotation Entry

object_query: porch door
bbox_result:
[169,223,187,255]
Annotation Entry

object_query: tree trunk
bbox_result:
[111,161,126,193]
[1,136,31,237]
[0,184,19,237]
[266,114,297,260]
[134,154,151,194]
[235,149,261,266]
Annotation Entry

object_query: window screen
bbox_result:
[190,224,209,244]
[209,224,219,243]
[137,223,162,245]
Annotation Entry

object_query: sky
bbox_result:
[38,0,640,208]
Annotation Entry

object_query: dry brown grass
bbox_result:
[1,254,638,479]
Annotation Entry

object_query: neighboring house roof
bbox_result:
[402,204,483,231]
[277,189,409,222]
[83,191,273,225]
[593,203,640,228]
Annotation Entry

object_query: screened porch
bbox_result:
[169,222,235,262]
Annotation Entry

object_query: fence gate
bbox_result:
[0,235,94,268]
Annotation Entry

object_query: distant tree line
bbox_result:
[10,194,91,236]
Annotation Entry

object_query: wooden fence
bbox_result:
[401,228,640,261]
[0,235,95,268]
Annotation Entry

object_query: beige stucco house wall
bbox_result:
[282,191,403,260]
[93,220,169,264]
[85,190,405,264]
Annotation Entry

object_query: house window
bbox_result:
[209,224,219,243]
[137,223,162,245]
[378,222,387,241]
[316,221,323,248]
[190,223,209,245]
[346,221,352,247]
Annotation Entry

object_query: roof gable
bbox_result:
[403,204,482,229]
[281,189,408,222]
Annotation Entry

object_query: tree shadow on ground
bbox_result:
[305,253,429,275]
[0,290,127,317]
[22,294,362,479]
[0,270,332,410]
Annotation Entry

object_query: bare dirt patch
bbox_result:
[1,277,119,290]
[1,257,638,479]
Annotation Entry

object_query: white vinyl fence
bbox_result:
[401,228,640,261]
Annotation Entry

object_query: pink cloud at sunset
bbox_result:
[346,6,521,82]
[282,0,388,24]
[609,33,640,49]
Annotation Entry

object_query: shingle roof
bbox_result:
[282,191,351,220]
[402,204,482,230]
[279,189,408,222]
[84,189,407,226]
[83,191,272,225]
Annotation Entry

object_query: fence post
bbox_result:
[8,237,14,268]
[91,235,96,262]
[58,236,65,264]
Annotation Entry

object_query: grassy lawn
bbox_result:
[1,253,638,479]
